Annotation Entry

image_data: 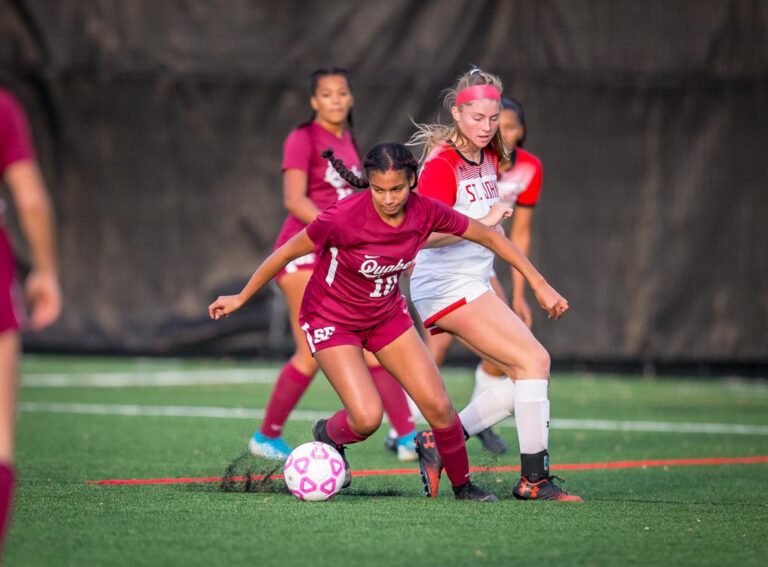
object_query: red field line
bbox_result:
[87,455,768,486]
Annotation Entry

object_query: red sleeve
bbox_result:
[425,196,469,236]
[305,204,338,248]
[0,90,37,175]
[516,155,543,207]
[417,157,457,206]
[281,127,313,173]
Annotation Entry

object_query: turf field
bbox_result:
[5,356,768,566]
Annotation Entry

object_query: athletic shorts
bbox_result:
[299,297,413,354]
[275,252,317,282]
[0,229,22,333]
[412,277,492,335]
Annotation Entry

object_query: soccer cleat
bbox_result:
[452,482,499,502]
[513,475,583,502]
[384,429,397,453]
[475,427,508,455]
[312,419,352,489]
[395,432,418,462]
[248,432,292,461]
[414,430,444,498]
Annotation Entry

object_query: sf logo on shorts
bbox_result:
[301,323,336,354]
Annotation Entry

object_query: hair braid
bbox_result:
[322,148,369,188]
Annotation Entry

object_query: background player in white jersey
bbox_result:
[419,96,545,455]
[409,68,582,501]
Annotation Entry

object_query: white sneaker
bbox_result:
[248,432,292,461]
[396,432,418,462]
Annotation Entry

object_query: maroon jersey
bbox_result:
[274,122,361,248]
[0,88,36,175]
[301,191,469,328]
[0,88,35,332]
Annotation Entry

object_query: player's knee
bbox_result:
[529,347,551,378]
[290,353,318,377]
[348,407,383,437]
[419,397,454,429]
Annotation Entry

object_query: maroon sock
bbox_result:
[0,462,15,551]
[324,409,368,446]
[259,363,313,438]
[369,366,414,437]
[433,414,471,488]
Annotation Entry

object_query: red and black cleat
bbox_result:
[452,481,498,502]
[513,475,583,502]
[414,430,444,498]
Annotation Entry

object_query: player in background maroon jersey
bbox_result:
[408,68,582,501]
[248,68,417,463]
[210,142,568,501]
[0,88,61,552]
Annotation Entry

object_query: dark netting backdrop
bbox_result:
[1,0,766,365]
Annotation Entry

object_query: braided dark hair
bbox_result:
[323,143,419,190]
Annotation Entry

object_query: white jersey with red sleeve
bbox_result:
[409,144,500,307]
[497,147,542,208]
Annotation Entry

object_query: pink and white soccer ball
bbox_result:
[283,441,346,501]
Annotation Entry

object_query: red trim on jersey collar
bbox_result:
[455,85,501,106]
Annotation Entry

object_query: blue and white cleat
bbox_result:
[396,431,418,462]
[248,432,292,461]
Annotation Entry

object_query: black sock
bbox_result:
[520,450,549,482]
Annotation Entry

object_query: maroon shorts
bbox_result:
[0,229,22,333]
[275,251,317,283]
[299,297,414,354]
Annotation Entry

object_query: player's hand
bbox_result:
[532,281,569,320]
[512,295,533,328]
[208,294,244,320]
[480,203,513,228]
[24,270,62,331]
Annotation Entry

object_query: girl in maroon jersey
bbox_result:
[209,142,568,501]
[409,68,582,501]
[249,68,417,462]
[0,88,61,551]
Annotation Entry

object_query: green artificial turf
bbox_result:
[5,356,767,566]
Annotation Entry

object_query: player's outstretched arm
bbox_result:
[509,207,534,327]
[208,229,314,320]
[4,161,61,331]
[461,218,568,320]
[424,203,513,249]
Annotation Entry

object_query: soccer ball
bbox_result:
[283,441,346,502]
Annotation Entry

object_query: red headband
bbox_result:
[455,84,501,106]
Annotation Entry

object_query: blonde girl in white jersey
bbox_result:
[409,68,582,501]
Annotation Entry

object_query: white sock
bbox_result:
[513,379,549,454]
[471,362,507,401]
[459,378,516,436]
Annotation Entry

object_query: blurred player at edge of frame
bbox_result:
[247,68,417,463]
[0,87,62,551]
[407,68,582,501]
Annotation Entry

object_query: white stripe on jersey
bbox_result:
[325,246,339,286]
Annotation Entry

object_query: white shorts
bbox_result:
[412,277,492,334]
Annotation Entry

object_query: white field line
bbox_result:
[17,402,768,436]
[20,369,278,388]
